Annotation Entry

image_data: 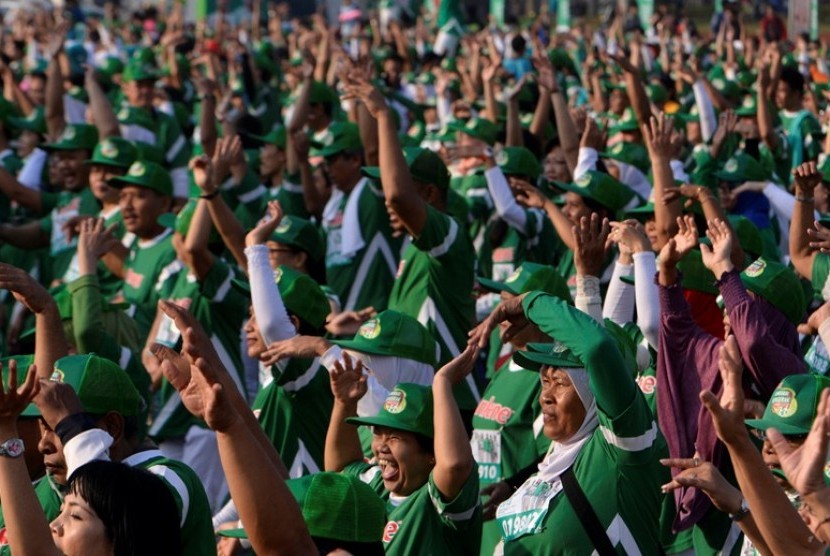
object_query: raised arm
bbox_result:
[756,65,779,152]
[324,353,368,472]
[790,162,822,279]
[432,345,478,500]
[644,113,681,249]
[535,55,579,173]
[84,66,120,139]
[183,157,217,280]
[0,167,44,213]
[44,23,68,139]
[341,71,427,236]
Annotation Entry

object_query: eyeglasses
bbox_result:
[268,247,296,255]
[751,428,808,443]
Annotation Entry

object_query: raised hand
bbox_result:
[77,217,119,261]
[245,200,284,247]
[662,184,715,208]
[658,215,698,268]
[212,136,242,184]
[435,344,479,386]
[807,221,830,254]
[340,71,388,119]
[33,378,84,431]
[189,155,216,194]
[325,307,376,337]
[0,359,39,427]
[643,113,676,160]
[512,180,549,210]
[532,53,557,92]
[660,457,744,514]
[608,220,651,259]
[700,218,734,278]
[793,161,823,195]
[701,335,748,446]
[45,21,69,58]
[574,213,610,278]
[468,293,532,348]
[259,335,330,367]
[329,352,367,404]
[580,117,606,151]
[0,263,54,314]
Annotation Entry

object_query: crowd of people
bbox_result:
[0,0,828,553]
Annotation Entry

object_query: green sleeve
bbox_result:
[427,465,481,530]
[522,292,636,419]
[162,116,190,168]
[412,205,457,254]
[67,274,114,356]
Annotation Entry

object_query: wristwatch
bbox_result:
[0,438,24,458]
[729,497,750,522]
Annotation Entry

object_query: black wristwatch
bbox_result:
[729,498,750,522]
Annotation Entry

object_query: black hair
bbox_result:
[780,66,805,96]
[414,432,434,455]
[69,461,181,556]
[511,35,527,55]
[313,537,385,556]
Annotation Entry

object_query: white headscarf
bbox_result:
[342,350,435,417]
[535,368,599,483]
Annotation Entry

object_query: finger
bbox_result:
[700,389,725,419]
[8,358,18,392]
[766,427,796,460]
[19,364,40,399]
[160,359,190,392]
[659,457,699,469]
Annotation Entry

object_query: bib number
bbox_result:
[471,429,502,485]
[496,478,562,541]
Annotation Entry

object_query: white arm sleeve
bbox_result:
[669,159,690,183]
[602,262,635,324]
[484,166,528,231]
[63,429,114,479]
[818,320,830,361]
[574,148,598,181]
[320,345,390,417]
[575,274,604,324]
[693,80,717,143]
[212,499,239,529]
[633,251,660,350]
[245,245,296,345]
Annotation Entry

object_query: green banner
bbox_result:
[556,0,570,31]
[490,0,505,27]
[638,0,654,31]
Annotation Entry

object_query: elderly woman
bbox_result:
[470,291,663,554]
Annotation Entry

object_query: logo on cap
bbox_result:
[275,220,291,234]
[50,369,65,383]
[129,162,146,177]
[100,140,119,159]
[465,119,477,130]
[61,127,76,141]
[712,78,725,90]
[358,319,381,340]
[118,108,130,120]
[744,259,766,278]
[384,389,406,414]
[724,158,739,173]
[551,341,568,353]
[743,96,755,108]
[495,149,508,166]
[506,268,523,283]
[612,143,624,155]
[575,174,591,188]
[770,387,798,418]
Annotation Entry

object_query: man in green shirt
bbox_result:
[345,73,480,414]
[317,121,401,312]
[108,160,177,340]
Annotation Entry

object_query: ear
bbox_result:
[288,314,301,333]
[294,250,308,270]
[98,412,126,443]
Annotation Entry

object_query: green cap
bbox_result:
[122,60,158,82]
[362,147,450,192]
[558,171,635,212]
[332,310,437,367]
[347,383,434,438]
[50,354,142,416]
[727,214,763,258]
[309,81,337,104]
[624,201,655,220]
[108,161,173,196]
[676,103,700,124]
[44,124,99,152]
[156,199,200,237]
[287,472,386,543]
[268,215,325,265]
[252,126,287,149]
[739,258,805,325]
[714,153,768,183]
[8,107,46,135]
[678,249,718,295]
[86,137,138,169]
[233,266,330,329]
[711,77,742,101]
[98,56,125,79]
[310,122,362,158]
[447,118,498,146]
[821,156,830,184]
[735,95,758,117]
[513,341,583,371]
[646,83,668,106]
[478,263,572,303]
[610,108,639,133]
[496,147,541,181]
[0,355,39,417]
[746,374,830,435]
[601,141,650,174]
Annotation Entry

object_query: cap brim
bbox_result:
[477,276,515,294]
[85,159,130,169]
[217,528,248,539]
[619,275,635,285]
[713,171,741,182]
[513,347,583,372]
[745,418,810,436]
[361,166,381,180]
[345,414,433,438]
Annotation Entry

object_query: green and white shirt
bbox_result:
[251,357,333,477]
[322,178,400,311]
[122,228,179,340]
[496,293,663,555]
[388,206,478,409]
[343,461,482,556]
[38,187,100,284]
[150,258,248,440]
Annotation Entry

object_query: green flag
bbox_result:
[556,0,570,32]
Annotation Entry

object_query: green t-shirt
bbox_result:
[269,177,310,220]
[122,228,179,339]
[0,473,63,555]
[0,149,23,225]
[388,206,478,409]
[149,258,248,440]
[251,357,333,476]
[323,179,401,312]
[778,109,822,174]
[477,208,559,282]
[812,252,830,302]
[128,450,216,556]
[496,293,663,555]
[38,187,100,284]
[62,205,126,299]
[342,461,482,555]
[117,105,190,170]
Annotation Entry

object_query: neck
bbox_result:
[337,173,362,194]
